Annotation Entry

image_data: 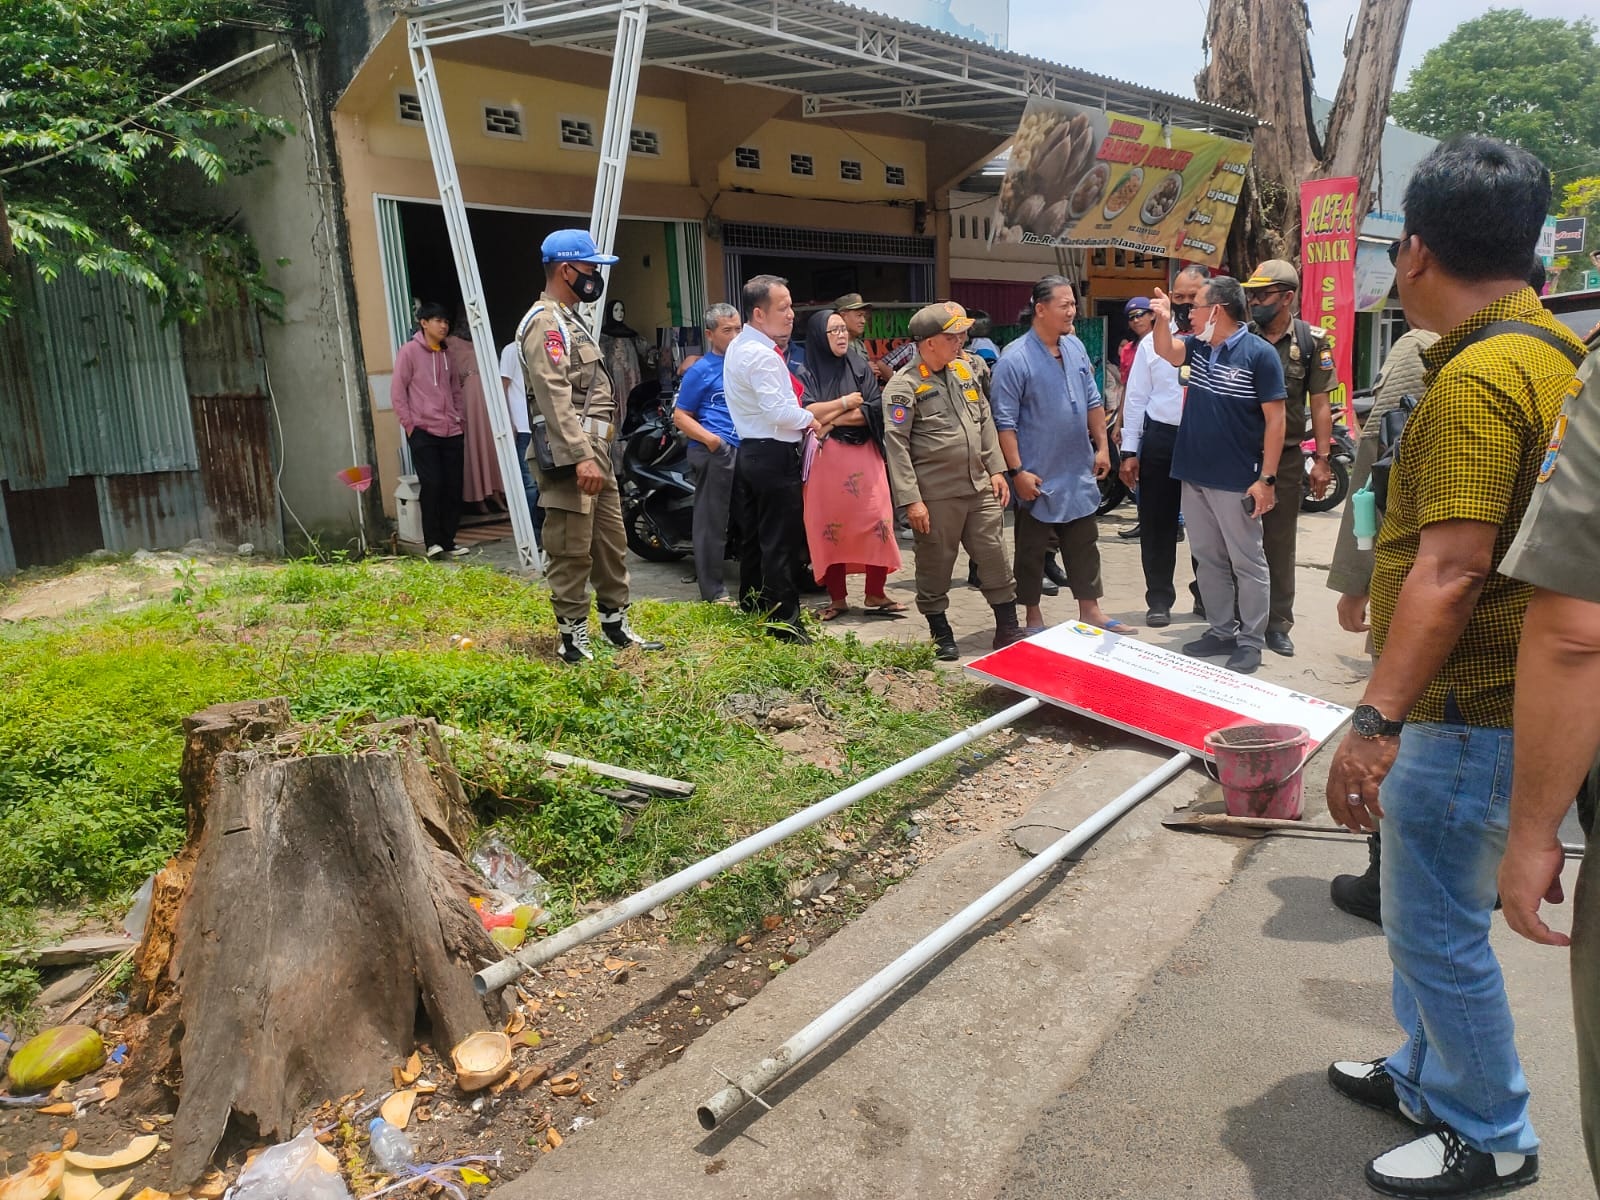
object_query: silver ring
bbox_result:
[1346,793,1364,803]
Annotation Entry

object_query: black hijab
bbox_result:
[800,309,884,446]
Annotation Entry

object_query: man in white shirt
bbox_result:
[1119,265,1208,626]
[497,340,544,549]
[722,274,821,642]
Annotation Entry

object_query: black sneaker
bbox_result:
[1182,633,1236,658]
[1225,645,1261,674]
[1366,1125,1537,1198]
[1328,1059,1423,1124]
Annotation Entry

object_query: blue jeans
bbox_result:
[512,431,545,542]
[1379,721,1537,1155]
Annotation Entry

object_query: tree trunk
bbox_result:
[123,702,504,1187]
[1321,0,1415,224]
[1197,0,1411,273]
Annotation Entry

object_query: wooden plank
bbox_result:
[541,751,695,797]
[7,935,135,967]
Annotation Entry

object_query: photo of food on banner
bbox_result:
[991,97,1254,268]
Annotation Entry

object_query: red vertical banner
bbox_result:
[1300,178,1359,427]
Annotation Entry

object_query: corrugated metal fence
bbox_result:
[0,268,283,572]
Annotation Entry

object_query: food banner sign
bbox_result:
[1299,177,1359,427]
[991,98,1254,266]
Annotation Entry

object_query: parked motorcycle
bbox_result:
[619,393,697,562]
[1299,422,1356,513]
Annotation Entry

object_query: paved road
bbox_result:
[995,820,1588,1200]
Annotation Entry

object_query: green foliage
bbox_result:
[0,0,300,323]
[0,557,982,949]
[1391,11,1600,190]
[1552,176,1600,292]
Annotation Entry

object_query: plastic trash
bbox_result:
[123,875,156,940]
[470,835,549,909]
[234,1128,352,1200]
[367,1118,416,1174]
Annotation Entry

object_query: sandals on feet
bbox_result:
[863,597,908,615]
[816,603,849,621]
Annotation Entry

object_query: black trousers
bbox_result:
[408,429,464,551]
[733,438,804,631]
[1135,419,1184,611]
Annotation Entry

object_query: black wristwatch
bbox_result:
[1259,474,1277,486]
[1351,704,1404,739]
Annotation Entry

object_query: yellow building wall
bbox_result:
[717,119,926,203]
[357,51,691,187]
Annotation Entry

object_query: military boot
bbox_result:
[556,617,594,665]
[599,605,664,651]
[992,602,1025,649]
[1330,832,1381,926]
[926,612,960,662]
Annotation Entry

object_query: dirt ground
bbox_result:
[0,686,1098,1200]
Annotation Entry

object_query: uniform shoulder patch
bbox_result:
[1319,349,1335,370]
[544,329,565,365]
[888,400,910,425]
[913,383,934,395]
[1307,325,1327,339]
[1538,411,1568,483]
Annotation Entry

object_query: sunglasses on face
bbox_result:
[1387,235,1411,266]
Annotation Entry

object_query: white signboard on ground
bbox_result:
[966,622,1351,759]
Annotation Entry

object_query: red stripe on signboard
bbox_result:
[971,640,1249,756]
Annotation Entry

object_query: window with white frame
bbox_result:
[559,116,597,149]
[483,104,524,140]
[396,92,423,125]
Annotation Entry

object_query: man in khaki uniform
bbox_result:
[882,301,1021,661]
[519,229,662,664]
[1242,259,1338,656]
[1496,337,1600,1189]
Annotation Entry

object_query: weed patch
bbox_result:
[0,556,996,1020]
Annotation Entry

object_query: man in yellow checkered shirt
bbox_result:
[1321,136,1585,1199]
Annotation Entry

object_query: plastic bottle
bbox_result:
[368,1119,416,1174]
[1351,485,1378,550]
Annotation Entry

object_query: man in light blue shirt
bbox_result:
[674,303,743,602]
[992,275,1127,635]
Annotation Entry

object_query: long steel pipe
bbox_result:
[473,697,1044,995]
[695,750,1195,1130]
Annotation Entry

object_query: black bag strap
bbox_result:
[1441,320,1585,371]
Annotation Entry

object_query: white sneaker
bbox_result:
[426,544,444,558]
[450,545,472,557]
[1365,1126,1537,1197]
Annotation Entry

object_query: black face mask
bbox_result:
[1249,300,1282,327]
[568,266,604,304]
[1171,302,1194,332]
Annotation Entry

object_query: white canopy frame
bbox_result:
[402,0,1259,570]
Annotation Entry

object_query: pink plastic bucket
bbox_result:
[1203,723,1312,820]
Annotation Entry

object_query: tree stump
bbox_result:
[123,701,504,1186]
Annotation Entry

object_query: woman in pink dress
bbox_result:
[446,333,506,512]
[797,309,904,620]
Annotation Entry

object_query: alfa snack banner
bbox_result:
[1299,177,1359,425]
[990,98,1254,266]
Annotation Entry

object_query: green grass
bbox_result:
[0,556,998,1019]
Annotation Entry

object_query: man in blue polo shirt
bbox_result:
[673,303,743,602]
[1150,276,1286,674]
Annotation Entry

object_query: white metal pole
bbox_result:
[695,750,1195,1130]
[406,21,541,572]
[584,0,650,333]
[473,697,1044,995]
